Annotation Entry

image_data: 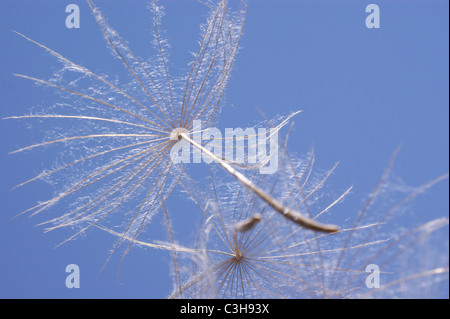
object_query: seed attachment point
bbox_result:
[170,128,189,141]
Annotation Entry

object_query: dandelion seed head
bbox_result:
[10,0,248,269]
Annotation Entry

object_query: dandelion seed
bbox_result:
[165,145,448,298]
[10,1,447,299]
[167,148,359,298]
[9,0,337,274]
[93,138,448,298]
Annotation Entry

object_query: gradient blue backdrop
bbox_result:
[1,0,448,298]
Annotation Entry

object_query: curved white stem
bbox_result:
[180,132,339,233]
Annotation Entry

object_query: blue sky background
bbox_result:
[0,0,448,298]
